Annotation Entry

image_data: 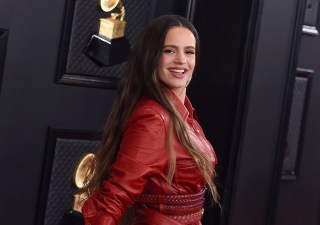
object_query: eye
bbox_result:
[185,50,195,55]
[163,49,175,54]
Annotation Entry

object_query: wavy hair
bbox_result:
[86,14,219,204]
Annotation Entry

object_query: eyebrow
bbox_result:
[163,44,195,49]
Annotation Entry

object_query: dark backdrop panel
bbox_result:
[275,69,318,225]
[37,129,100,225]
[190,0,253,224]
[226,0,306,224]
[275,0,320,221]
[57,0,157,88]
[281,69,313,180]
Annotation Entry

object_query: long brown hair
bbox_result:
[86,15,219,203]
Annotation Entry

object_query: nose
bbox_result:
[174,51,187,64]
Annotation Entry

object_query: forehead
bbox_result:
[164,27,196,47]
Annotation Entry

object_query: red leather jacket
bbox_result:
[82,90,217,225]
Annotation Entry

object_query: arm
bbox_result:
[82,107,168,225]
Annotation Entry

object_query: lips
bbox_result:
[169,68,187,78]
[169,69,185,73]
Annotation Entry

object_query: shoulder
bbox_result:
[136,96,167,112]
[127,96,170,127]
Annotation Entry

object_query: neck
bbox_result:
[172,87,186,103]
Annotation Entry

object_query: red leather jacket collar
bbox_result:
[156,87,198,122]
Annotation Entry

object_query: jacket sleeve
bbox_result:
[82,107,168,225]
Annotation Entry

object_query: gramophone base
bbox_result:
[85,34,130,66]
[59,209,84,225]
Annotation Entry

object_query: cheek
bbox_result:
[158,55,168,68]
[157,56,168,75]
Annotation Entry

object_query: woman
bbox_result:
[82,14,219,225]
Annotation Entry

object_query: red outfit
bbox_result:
[82,90,217,225]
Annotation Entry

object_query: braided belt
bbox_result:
[136,189,206,224]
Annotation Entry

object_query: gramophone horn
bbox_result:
[100,0,119,12]
[73,153,95,189]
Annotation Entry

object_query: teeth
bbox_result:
[170,69,185,73]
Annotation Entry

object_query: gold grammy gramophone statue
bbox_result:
[99,0,126,40]
[85,0,130,66]
[61,152,133,225]
[72,153,95,212]
[59,153,95,225]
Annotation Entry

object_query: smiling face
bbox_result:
[157,26,196,101]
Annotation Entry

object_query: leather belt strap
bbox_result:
[135,189,206,225]
[136,188,206,205]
